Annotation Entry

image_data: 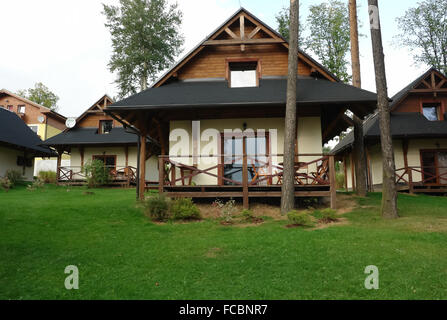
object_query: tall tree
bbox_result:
[396,0,447,75]
[103,0,184,98]
[281,0,299,214]
[367,0,399,218]
[17,82,59,112]
[349,0,367,197]
[306,0,351,83]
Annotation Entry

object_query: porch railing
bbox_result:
[158,153,337,208]
[57,166,137,185]
[395,166,447,192]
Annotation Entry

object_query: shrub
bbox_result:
[6,169,24,187]
[170,198,201,220]
[38,170,57,184]
[144,195,170,221]
[320,208,338,223]
[241,209,254,220]
[287,210,314,227]
[214,199,237,223]
[0,177,12,192]
[27,179,45,191]
[336,172,345,189]
[83,159,111,188]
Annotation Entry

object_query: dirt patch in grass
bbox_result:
[205,247,222,258]
[336,194,358,214]
[311,217,350,230]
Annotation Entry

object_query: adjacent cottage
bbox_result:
[43,95,159,186]
[0,108,55,180]
[104,8,378,208]
[332,68,447,193]
[0,89,67,175]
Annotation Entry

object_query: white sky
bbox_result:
[0,0,428,121]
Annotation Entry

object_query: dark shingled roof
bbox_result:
[0,108,56,156]
[108,78,378,110]
[331,112,447,154]
[42,126,138,146]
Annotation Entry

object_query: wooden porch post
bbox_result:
[56,150,62,182]
[242,137,249,209]
[350,153,356,192]
[124,145,129,168]
[402,139,413,194]
[366,147,373,192]
[329,155,337,209]
[139,132,146,200]
[80,147,84,167]
[158,156,164,194]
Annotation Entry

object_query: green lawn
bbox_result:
[0,185,446,299]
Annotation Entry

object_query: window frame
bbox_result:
[420,100,444,121]
[225,58,262,88]
[420,149,447,185]
[99,119,114,134]
[92,155,117,171]
[18,105,26,114]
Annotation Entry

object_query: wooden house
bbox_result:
[105,8,378,208]
[332,68,447,193]
[0,89,67,176]
[43,95,159,186]
[0,108,56,180]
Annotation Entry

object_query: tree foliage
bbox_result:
[395,0,447,75]
[17,82,59,111]
[275,6,304,45]
[305,0,351,83]
[103,0,184,98]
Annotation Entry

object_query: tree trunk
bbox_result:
[141,61,148,91]
[281,0,299,214]
[367,0,399,218]
[349,0,367,197]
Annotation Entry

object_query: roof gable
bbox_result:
[72,94,114,129]
[153,7,338,87]
[391,67,447,110]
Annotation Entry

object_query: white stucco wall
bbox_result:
[168,117,323,185]
[0,146,34,181]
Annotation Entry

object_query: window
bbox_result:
[29,125,38,134]
[228,61,258,88]
[421,150,447,185]
[92,155,116,171]
[18,105,25,114]
[7,105,13,111]
[99,120,113,134]
[422,103,441,121]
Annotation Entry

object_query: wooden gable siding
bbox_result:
[76,113,121,128]
[177,44,311,81]
[0,95,46,125]
[393,93,447,116]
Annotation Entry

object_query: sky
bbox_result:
[0,0,428,119]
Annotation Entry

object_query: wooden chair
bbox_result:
[250,161,271,185]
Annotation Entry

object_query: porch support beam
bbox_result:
[402,139,413,194]
[139,132,146,200]
[329,155,337,209]
[242,137,249,209]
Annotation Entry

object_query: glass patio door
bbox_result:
[222,134,267,185]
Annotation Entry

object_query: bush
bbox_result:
[144,195,170,221]
[214,199,237,223]
[170,198,201,220]
[287,210,314,227]
[0,177,12,192]
[83,159,111,188]
[336,172,345,189]
[320,208,338,222]
[38,170,57,184]
[27,179,45,191]
[241,209,254,220]
[6,169,24,187]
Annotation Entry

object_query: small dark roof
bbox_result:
[331,112,447,154]
[109,77,377,111]
[0,108,56,156]
[42,126,138,146]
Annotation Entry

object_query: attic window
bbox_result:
[99,120,113,134]
[229,61,258,88]
[422,103,441,121]
[18,105,25,114]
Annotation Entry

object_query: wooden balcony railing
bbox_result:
[158,154,337,209]
[395,166,447,192]
[57,165,137,185]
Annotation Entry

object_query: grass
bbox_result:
[0,185,446,299]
